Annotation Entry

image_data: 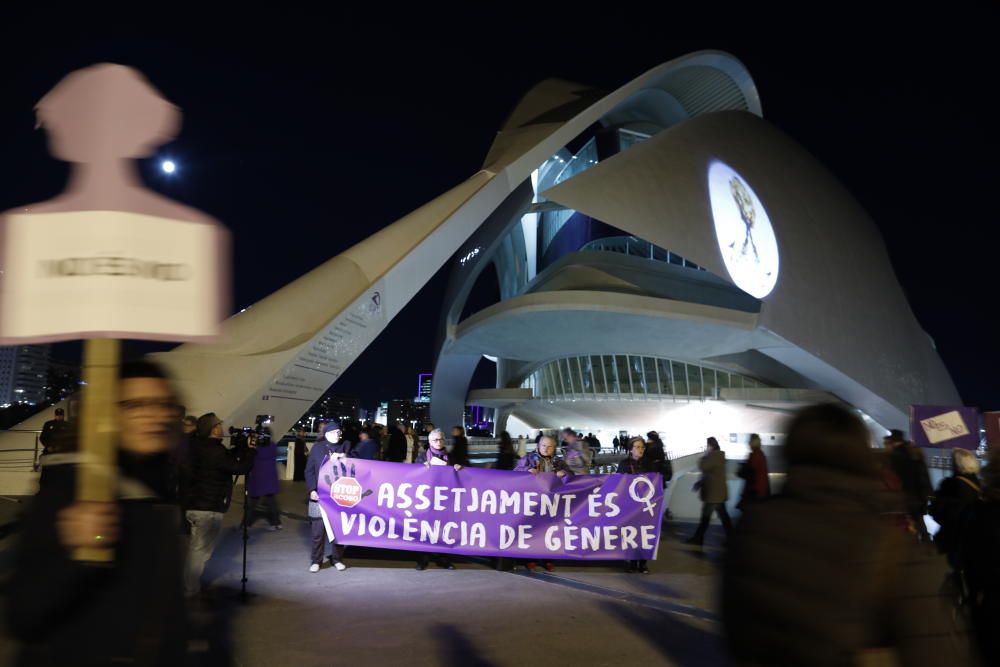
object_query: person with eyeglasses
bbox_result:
[6,360,191,665]
[183,411,256,596]
[415,428,463,571]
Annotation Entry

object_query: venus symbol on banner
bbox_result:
[629,476,658,516]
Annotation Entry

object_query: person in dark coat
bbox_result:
[305,420,353,572]
[246,427,282,529]
[617,436,655,573]
[495,431,516,471]
[643,430,673,485]
[885,429,933,542]
[6,361,188,666]
[354,428,380,461]
[450,426,470,468]
[737,433,771,509]
[38,407,67,455]
[929,448,980,568]
[959,446,1000,664]
[184,413,256,596]
[723,403,977,667]
[292,428,308,481]
[685,437,732,545]
[385,423,407,462]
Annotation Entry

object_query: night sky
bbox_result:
[0,9,995,412]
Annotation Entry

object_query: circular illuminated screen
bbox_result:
[708,161,779,299]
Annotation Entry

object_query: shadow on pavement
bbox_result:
[431,623,499,667]
[600,599,730,667]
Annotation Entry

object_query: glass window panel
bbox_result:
[578,357,592,394]
[657,359,673,395]
[704,369,716,399]
[591,355,606,393]
[615,355,632,393]
[687,365,702,398]
[558,359,573,395]
[545,364,557,397]
[629,356,646,394]
[643,357,659,394]
[605,356,620,394]
[671,361,687,397]
[717,371,730,391]
[552,359,573,396]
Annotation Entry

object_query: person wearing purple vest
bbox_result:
[246,427,282,530]
[415,428,464,571]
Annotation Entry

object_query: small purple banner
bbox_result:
[909,405,980,450]
[317,459,664,560]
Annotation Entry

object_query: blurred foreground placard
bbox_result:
[0,210,226,343]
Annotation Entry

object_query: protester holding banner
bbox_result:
[316,441,664,570]
[417,428,462,570]
[306,421,353,572]
[515,435,570,571]
[515,435,571,477]
[618,436,654,573]
[7,361,188,665]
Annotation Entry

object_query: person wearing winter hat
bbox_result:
[304,420,353,572]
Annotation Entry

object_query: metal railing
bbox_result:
[0,429,43,472]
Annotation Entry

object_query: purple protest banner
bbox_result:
[317,459,664,560]
[909,405,980,450]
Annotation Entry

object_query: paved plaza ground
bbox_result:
[0,482,730,666]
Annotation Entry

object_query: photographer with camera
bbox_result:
[246,426,282,530]
[183,413,257,597]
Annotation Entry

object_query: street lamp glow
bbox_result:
[161,160,176,174]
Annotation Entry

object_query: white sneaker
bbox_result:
[309,563,320,573]
[333,561,347,571]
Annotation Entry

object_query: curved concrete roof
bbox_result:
[452,290,764,362]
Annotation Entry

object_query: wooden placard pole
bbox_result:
[72,338,121,562]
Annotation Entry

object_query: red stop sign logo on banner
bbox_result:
[331,477,363,508]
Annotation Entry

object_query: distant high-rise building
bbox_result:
[416,373,432,403]
[389,399,431,429]
[0,345,51,406]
